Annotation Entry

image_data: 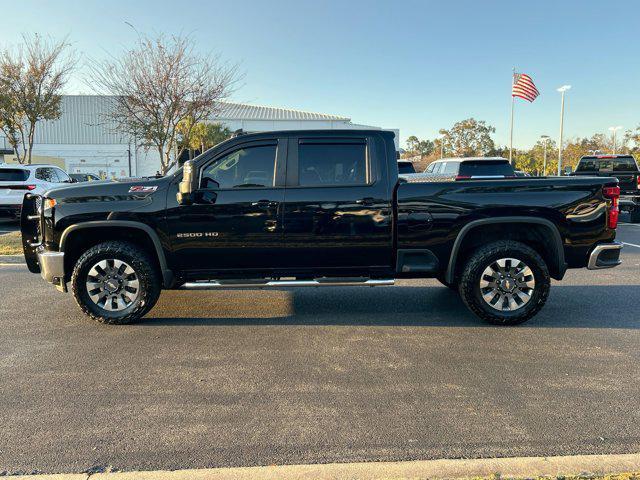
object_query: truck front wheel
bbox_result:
[458,240,550,325]
[71,241,161,324]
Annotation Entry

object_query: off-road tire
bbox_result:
[71,241,161,324]
[458,240,550,326]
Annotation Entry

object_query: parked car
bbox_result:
[22,130,621,326]
[571,154,640,223]
[397,160,417,175]
[421,157,515,181]
[69,173,101,182]
[514,170,531,177]
[0,164,74,219]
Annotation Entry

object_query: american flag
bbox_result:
[512,73,540,102]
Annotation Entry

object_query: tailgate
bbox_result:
[20,193,42,273]
[617,172,639,194]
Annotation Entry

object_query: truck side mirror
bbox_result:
[177,160,199,205]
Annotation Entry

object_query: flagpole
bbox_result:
[509,68,515,165]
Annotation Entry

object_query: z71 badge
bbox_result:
[129,185,158,193]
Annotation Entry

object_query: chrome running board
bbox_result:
[180,278,394,289]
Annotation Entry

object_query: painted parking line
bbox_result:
[622,241,640,249]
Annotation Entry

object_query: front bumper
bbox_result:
[37,250,66,291]
[587,242,623,270]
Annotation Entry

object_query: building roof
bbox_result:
[216,101,350,121]
[30,95,351,145]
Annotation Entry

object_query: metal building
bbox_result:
[1,95,398,178]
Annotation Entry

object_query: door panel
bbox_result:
[281,135,393,272]
[165,139,287,273]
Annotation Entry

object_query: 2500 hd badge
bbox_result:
[176,232,220,238]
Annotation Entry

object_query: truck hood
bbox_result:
[44,176,172,200]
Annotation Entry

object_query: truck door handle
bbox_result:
[251,200,278,208]
[356,197,375,206]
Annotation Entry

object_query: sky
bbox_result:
[4,0,640,149]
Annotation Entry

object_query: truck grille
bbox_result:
[21,193,43,246]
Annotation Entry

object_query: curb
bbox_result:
[8,452,640,479]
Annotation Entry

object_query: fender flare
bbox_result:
[445,217,566,284]
[59,220,173,287]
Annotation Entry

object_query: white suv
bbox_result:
[0,164,74,219]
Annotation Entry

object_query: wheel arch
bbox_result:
[60,221,173,287]
[445,217,566,284]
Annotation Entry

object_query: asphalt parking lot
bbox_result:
[1,221,639,475]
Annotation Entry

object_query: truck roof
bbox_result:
[432,157,509,163]
[0,163,62,170]
[222,129,396,141]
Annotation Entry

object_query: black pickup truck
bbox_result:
[21,129,622,326]
[572,154,640,222]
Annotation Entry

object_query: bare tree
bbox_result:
[0,34,76,163]
[88,33,239,174]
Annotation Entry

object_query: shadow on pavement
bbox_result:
[143,284,640,329]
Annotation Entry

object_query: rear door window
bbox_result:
[459,161,514,177]
[298,141,368,186]
[0,169,29,181]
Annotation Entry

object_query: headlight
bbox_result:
[43,198,57,216]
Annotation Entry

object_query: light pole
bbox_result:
[541,135,550,176]
[608,126,622,154]
[557,85,571,176]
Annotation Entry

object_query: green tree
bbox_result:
[440,118,496,157]
[624,125,640,154]
[177,120,232,158]
[405,135,435,157]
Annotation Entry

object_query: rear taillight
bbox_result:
[455,175,471,180]
[603,185,620,229]
[637,176,640,190]
[5,185,36,190]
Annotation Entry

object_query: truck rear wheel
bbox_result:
[71,241,161,324]
[458,240,550,325]
[630,207,640,224]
